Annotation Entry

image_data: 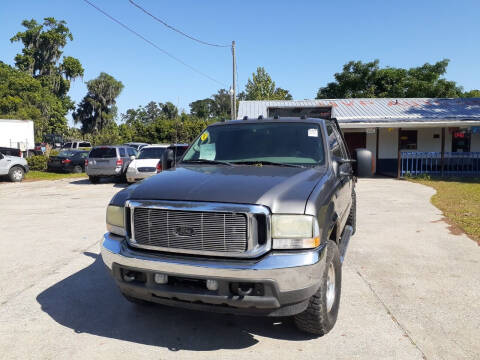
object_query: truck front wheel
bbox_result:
[294,240,342,335]
[9,166,25,182]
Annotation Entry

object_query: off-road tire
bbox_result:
[294,240,342,335]
[8,166,25,182]
[89,176,99,184]
[121,292,152,306]
[72,165,83,174]
[346,190,356,235]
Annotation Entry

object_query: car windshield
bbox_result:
[57,150,78,158]
[182,122,326,166]
[138,147,166,159]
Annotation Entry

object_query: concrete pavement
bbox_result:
[0,177,478,359]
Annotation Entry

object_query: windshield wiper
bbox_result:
[231,160,304,168]
[181,159,234,166]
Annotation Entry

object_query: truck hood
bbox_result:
[114,164,327,214]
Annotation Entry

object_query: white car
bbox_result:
[126,144,169,183]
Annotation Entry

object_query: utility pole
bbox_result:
[231,40,236,120]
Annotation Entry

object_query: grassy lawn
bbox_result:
[409,177,480,244]
[25,171,87,181]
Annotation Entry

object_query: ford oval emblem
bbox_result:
[175,226,195,237]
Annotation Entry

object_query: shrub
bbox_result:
[27,155,48,171]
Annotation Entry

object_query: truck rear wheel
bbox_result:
[294,240,341,335]
[89,176,99,184]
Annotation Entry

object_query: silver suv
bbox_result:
[86,146,137,183]
[0,152,29,182]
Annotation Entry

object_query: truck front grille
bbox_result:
[132,208,248,253]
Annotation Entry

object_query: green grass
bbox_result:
[409,177,480,244]
[25,171,87,181]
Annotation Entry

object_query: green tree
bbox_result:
[4,17,84,138]
[10,18,83,98]
[189,98,215,118]
[463,89,480,98]
[160,101,178,120]
[211,89,231,117]
[73,72,124,133]
[316,59,463,99]
[0,62,69,140]
[242,67,293,100]
[189,89,232,119]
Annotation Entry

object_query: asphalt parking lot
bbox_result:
[0,178,479,359]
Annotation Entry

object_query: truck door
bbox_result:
[326,122,351,226]
[0,153,9,175]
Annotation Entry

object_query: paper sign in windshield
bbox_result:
[199,143,216,160]
[308,128,318,137]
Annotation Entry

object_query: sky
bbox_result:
[1,0,480,126]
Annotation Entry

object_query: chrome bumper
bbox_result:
[126,171,154,181]
[101,232,327,292]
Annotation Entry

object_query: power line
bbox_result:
[128,0,230,48]
[81,0,226,87]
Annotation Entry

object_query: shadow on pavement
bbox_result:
[69,178,128,188]
[36,252,315,351]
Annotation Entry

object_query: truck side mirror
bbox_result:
[161,148,175,170]
[333,156,356,177]
[130,155,136,161]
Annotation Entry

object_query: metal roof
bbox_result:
[237,98,480,123]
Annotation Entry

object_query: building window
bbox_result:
[452,130,471,152]
[399,130,417,150]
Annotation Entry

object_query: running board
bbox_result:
[339,225,354,263]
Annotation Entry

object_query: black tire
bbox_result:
[8,166,25,182]
[346,190,356,235]
[89,176,99,184]
[121,292,152,306]
[294,240,342,336]
[72,165,83,174]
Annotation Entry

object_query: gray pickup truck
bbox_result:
[101,117,364,335]
[0,152,29,182]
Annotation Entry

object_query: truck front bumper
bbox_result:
[101,233,327,316]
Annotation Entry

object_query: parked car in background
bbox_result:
[43,134,64,148]
[0,146,23,158]
[0,151,29,182]
[47,150,89,173]
[126,144,168,183]
[126,144,189,183]
[86,146,137,183]
[62,141,92,150]
[123,142,149,151]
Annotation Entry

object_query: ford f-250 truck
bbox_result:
[101,117,364,335]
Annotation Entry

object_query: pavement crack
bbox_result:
[354,268,428,360]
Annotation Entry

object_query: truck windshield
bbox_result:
[182,122,325,166]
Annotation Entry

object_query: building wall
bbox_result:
[471,132,480,151]
[378,128,398,159]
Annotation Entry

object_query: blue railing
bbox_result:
[400,152,480,177]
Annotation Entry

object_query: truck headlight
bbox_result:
[272,215,320,249]
[106,205,126,236]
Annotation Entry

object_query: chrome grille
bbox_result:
[132,208,247,253]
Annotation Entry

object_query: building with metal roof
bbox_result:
[237,98,480,177]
